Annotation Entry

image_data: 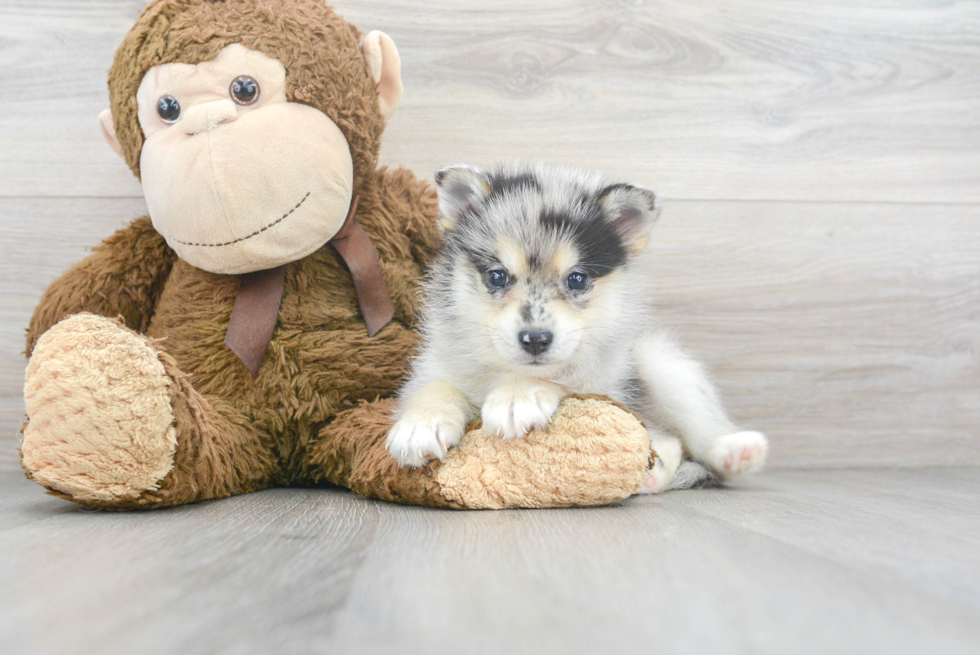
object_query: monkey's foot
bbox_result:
[22,314,177,502]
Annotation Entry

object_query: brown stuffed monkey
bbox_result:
[20,0,654,510]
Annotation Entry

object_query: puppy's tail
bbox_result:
[665,460,717,490]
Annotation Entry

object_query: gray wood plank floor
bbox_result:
[2,468,979,654]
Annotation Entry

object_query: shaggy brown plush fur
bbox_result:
[25,164,444,509]
[21,0,654,510]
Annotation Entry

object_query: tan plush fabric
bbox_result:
[436,396,653,509]
[360,31,402,120]
[137,44,357,274]
[22,314,177,501]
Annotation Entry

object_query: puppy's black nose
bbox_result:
[519,330,553,356]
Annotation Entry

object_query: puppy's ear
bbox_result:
[434,165,491,232]
[598,183,661,253]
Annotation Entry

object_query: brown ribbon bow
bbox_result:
[224,195,395,377]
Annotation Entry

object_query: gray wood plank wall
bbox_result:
[1,0,977,471]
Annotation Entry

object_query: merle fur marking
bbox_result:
[487,170,541,195]
[539,207,627,278]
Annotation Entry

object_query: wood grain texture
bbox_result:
[644,200,980,468]
[1,468,979,654]
[0,1,979,201]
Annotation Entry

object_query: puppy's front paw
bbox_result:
[387,381,470,468]
[708,430,768,478]
[481,379,565,440]
[386,410,466,468]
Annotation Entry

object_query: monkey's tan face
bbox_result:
[136,44,354,274]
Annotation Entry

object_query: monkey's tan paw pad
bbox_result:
[708,431,768,478]
[22,314,177,502]
[437,396,651,509]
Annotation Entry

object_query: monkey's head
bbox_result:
[99,0,403,274]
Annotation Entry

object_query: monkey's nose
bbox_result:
[181,99,238,136]
[519,330,553,356]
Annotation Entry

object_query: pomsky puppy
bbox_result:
[386,163,768,492]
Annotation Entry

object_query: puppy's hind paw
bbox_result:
[639,430,683,494]
[708,430,768,479]
[640,457,673,494]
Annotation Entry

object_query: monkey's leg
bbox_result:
[21,314,278,510]
[299,395,654,509]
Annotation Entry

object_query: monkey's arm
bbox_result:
[374,165,442,269]
[26,216,176,355]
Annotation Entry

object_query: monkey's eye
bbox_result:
[157,95,181,124]
[485,269,510,289]
[566,271,590,292]
[230,75,260,105]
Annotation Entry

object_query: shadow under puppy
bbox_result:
[387,163,768,491]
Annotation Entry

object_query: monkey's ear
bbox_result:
[598,183,661,252]
[361,31,403,121]
[434,165,491,232]
[98,109,124,159]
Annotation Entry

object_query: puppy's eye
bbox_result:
[485,269,510,289]
[230,75,260,105]
[566,271,589,291]
[157,95,181,123]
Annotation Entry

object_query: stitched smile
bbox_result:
[172,191,311,247]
